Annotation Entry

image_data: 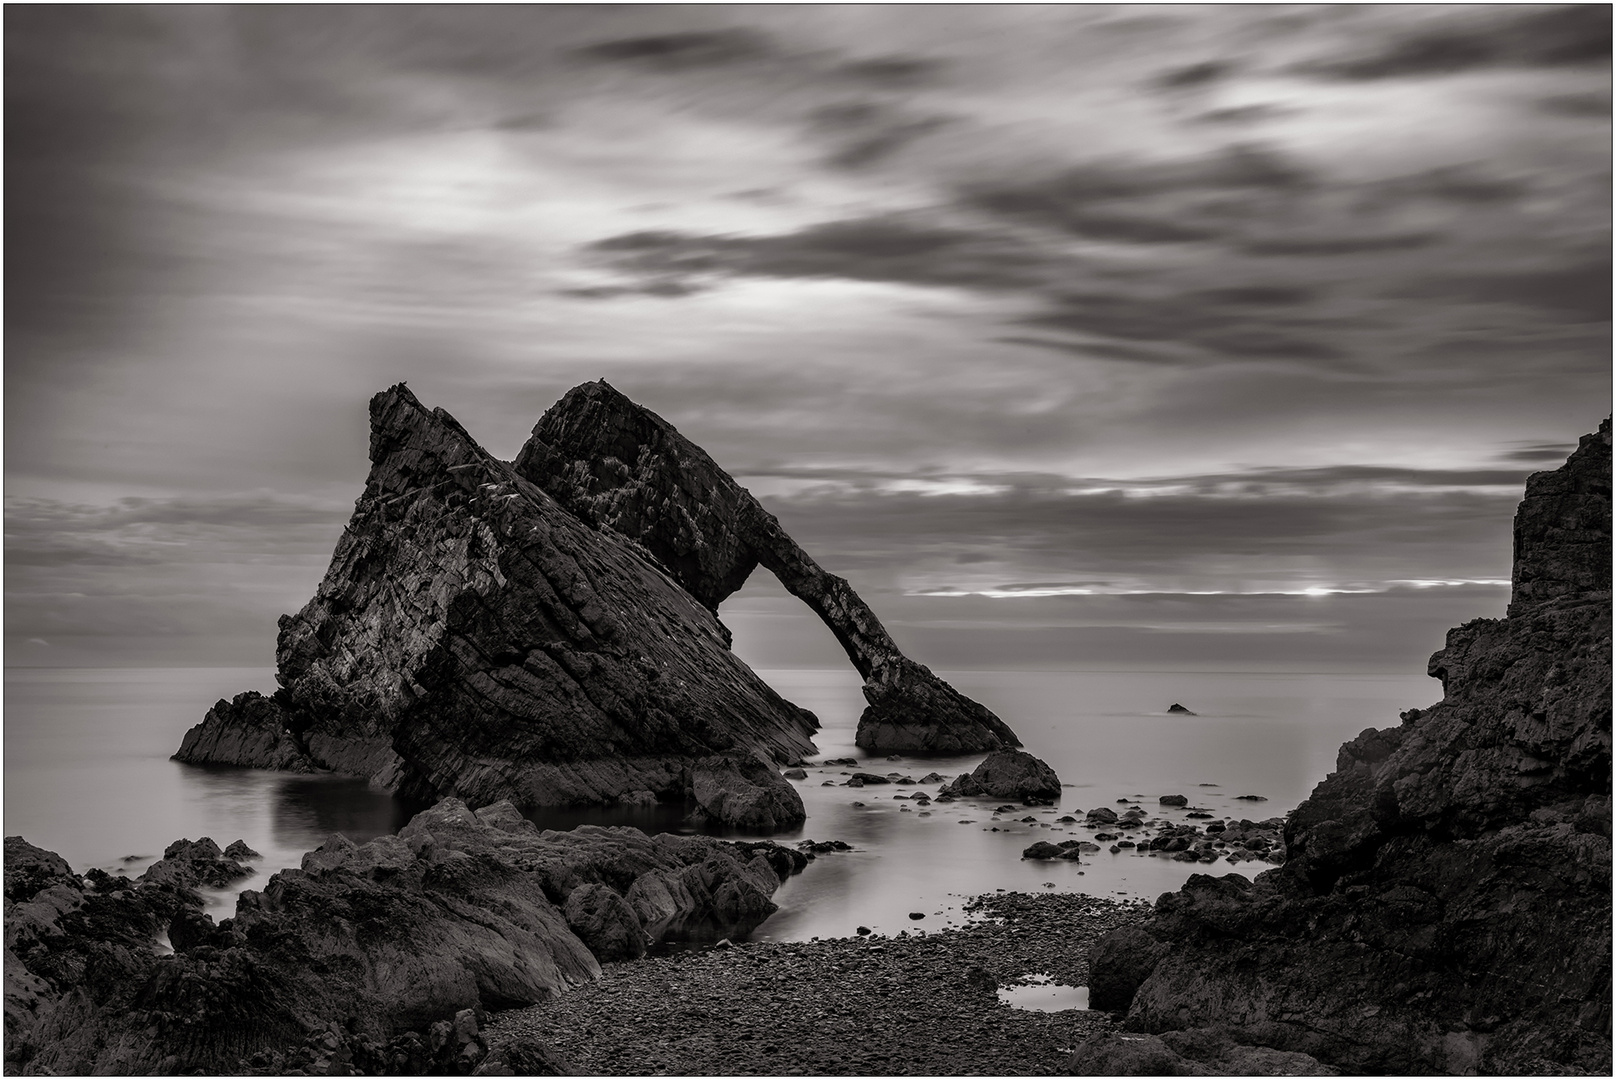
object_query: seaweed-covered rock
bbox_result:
[1076,420,1612,1076]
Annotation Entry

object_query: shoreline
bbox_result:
[486,891,1150,1076]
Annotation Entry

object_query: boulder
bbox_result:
[564,883,648,962]
[690,752,807,831]
[514,380,1018,755]
[1166,703,1197,716]
[1081,420,1613,1076]
[173,384,819,824]
[848,772,891,784]
[1158,794,1188,807]
[1071,1030,1337,1076]
[940,750,1062,801]
[1086,925,1170,1011]
[1022,841,1080,861]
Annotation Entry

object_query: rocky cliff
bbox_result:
[514,380,1019,753]
[176,385,818,824]
[4,799,808,1075]
[1074,420,1612,1076]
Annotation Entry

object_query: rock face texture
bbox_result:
[4,798,808,1075]
[514,379,1019,754]
[689,752,807,832]
[1074,420,1612,1076]
[175,384,818,824]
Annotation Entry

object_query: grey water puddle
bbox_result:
[998,973,1089,1012]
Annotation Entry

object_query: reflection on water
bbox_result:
[4,664,1436,942]
[272,775,425,848]
[999,976,1089,1012]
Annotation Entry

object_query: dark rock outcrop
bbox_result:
[1023,840,1083,861]
[4,797,808,1075]
[1074,420,1612,1076]
[688,752,806,831]
[513,380,1019,754]
[1070,1030,1337,1076]
[175,690,313,772]
[175,384,819,821]
[940,749,1062,801]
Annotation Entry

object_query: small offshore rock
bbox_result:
[1022,841,1080,861]
[1158,794,1188,807]
[940,750,1062,801]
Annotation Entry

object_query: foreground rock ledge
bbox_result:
[1075,419,1613,1077]
[3,798,809,1075]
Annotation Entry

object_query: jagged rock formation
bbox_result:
[176,385,819,826]
[4,798,809,1075]
[1073,420,1612,1076]
[514,380,1020,754]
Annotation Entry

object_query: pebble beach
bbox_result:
[486,892,1150,1076]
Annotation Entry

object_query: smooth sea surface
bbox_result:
[3,665,1436,938]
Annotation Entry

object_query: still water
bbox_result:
[2,665,1434,936]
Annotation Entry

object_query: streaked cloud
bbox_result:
[571,29,778,71]
[1296,5,1610,81]
[4,5,1606,669]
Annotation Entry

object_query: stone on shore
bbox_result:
[1022,841,1081,861]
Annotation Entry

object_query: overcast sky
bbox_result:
[6,5,1610,672]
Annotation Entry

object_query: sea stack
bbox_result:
[514,379,1019,754]
[176,384,817,823]
[175,381,1016,818]
[1074,419,1613,1076]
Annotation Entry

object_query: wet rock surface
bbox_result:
[1078,420,1613,1076]
[174,384,818,817]
[514,379,1019,755]
[486,892,1147,1076]
[3,798,811,1075]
